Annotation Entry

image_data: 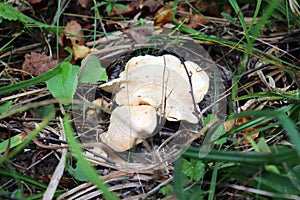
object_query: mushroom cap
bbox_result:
[100,54,209,103]
[100,105,157,152]
[115,64,199,123]
[99,54,210,151]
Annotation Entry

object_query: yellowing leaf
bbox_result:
[72,42,92,60]
[0,133,26,154]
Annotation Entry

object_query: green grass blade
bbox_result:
[63,114,118,200]
[225,164,300,195]
[173,157,184,200]
[208,162,220,200]
[184,148,299,164]
[0,111,54,166]
[0,133,24,154]
[249,1,280,49]
[0,65,62,95]
[0,169,48,190]
[234,110,300,157]
[0,99,58,120]
[228,0,250,46]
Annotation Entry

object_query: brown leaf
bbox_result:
[142,0,163,12]
[107,2,137,16]
[154,2,174,27]
[78,0,90,9]
[236,117,260,145]
[27,0,42,4]
[64,20,85,45]
[22,52,58,76]
[27,0,49,9]
[186,14,209,29]
[194,0,219,17]
[124,25,154,44]
[72,42,92,61]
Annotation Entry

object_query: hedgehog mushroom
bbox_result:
[100,105,157,152]
[99,54,209,152]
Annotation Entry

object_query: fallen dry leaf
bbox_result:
[22,52,58,76]
[124,25,154,44]
[236,117,260,145]
[71,42,92,61]
[107,2,137,16]
[64,20,85,45]
[154,2,174,27]
[78,0,89,9]
[142,0,163,12]
[186,14,210,29]
[194,0,219,17]
[27,0,42,4]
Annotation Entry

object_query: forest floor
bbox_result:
[0,0,300,199]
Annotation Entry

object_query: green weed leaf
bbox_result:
[159,185,173,196]
[67,160,90,182]
[0,3,20,22]
[0,101,13,114]
[0,3,39,24]
[0,3,62,32]
[221,12,236,24]
[115,4,128,11]
[46,62,79,105]
[79,55,108,83]
[183,159,205,181]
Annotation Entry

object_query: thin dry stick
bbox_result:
[0,88,47,103]
[43,118,68,200]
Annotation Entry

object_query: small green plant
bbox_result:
[183,159,205,181]
[92,0,127,13]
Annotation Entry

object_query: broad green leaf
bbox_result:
[210,123,226,145]
[0,3,62,32]
[0,101,13,114]
[79,55,108,83]
[0,3,24,22]
[183,159,205,181]
[67,160,90,182]
[46,62,79,105]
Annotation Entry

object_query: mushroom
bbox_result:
[100,105,157,152]
[100,54,209,104]
[99,54,209,151]
[115,64,199,123]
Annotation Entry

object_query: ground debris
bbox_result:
[22,52,58,76]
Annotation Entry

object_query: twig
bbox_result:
[142,176,173,199]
